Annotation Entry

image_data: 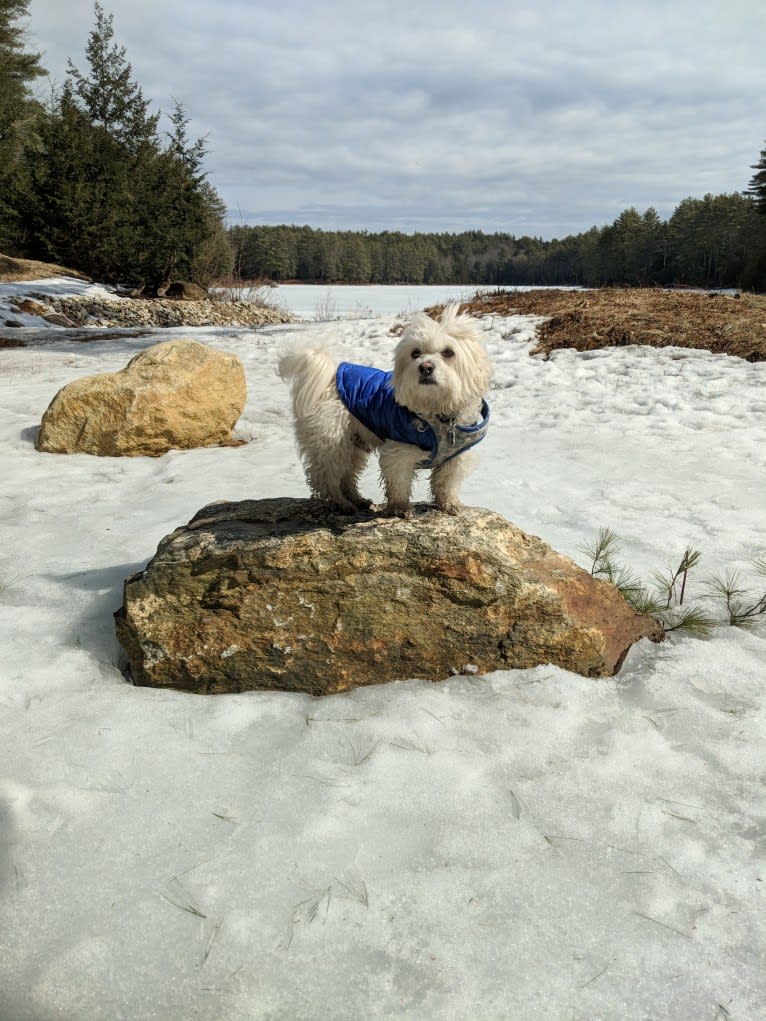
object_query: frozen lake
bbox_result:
[266,283,569,320]
[269,283,484,320]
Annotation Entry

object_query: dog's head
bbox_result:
[392,304,492,416]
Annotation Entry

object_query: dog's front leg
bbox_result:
[430,452,474,514]
[379,443,421,516]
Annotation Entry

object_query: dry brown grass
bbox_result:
[435,288,766,362]
[0,254,90,283]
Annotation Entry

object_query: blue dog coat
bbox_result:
[335,362,490,468]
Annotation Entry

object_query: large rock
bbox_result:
[162,281,208,300]
[36,339,246,456]
[115,499,663,695]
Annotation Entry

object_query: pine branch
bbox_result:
[580,530,765,640]
[704,567,749,602]
[607,566,646,604]
[704,563,766,628]
[706,565,766,628]
[676,547,701,605]
[659,605,717,638]
[579,526,622,577]
[624,587,667,616]
[727,597,766,628]
[652,547,702,608]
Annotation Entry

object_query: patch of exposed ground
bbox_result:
[26,293,292,328]
[445,288,766,362]
[0,254,90,282]
[0,254,292,330]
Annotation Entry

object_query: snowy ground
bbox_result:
[1,281,765,1021]
[254,282,581,321]
[269,283,497,320]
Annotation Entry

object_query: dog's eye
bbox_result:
[442,348,455,359]
[411,348,421,359]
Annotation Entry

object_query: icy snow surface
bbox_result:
[0,282,764,1020]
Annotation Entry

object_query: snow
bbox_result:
[1,281,765,1021]
[268,283,580,320]
[0,275,118,327]
[271,283,500,320]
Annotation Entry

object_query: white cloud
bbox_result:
[25,0,766,238]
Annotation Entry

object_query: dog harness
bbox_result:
[335,362,490,468]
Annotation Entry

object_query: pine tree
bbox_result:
[23,3,160,279]
[23,3,230,288]
[747,140,766,215]
[0,0,46,249]
[65,2,159,150]
[135,101,231,291]
[25,90,133,276]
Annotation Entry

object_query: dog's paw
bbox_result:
[433,499,462,515]
[382,502,413,519]
[327,497,376,516]
[323,498,361,515]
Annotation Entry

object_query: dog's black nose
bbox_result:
[418,360,435,377]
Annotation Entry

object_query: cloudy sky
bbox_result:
[25,0,766,239]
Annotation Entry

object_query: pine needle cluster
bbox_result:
[579,528,766,639]
[705,557,766,629]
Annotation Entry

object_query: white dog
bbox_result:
[278,304,492,516]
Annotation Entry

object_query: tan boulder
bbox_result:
[115,499,663,695]
[36,339,246,456]
[162,281,208,300]
[12,298,50,316]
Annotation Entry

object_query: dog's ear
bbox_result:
[458,336,493,393]
[439,303,462,326]
[440,303,482,344]
[403,310,430,333]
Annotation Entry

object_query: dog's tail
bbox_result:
[277,345,338,419]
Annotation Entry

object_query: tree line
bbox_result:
[229,192,766,290]
[0,1,231,293]
[3,1,766,292]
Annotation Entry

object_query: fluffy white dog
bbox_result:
[278,304,492,516]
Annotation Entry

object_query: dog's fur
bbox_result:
[278,304,492,515]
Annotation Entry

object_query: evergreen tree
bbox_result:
[22,4,230,289]
[25,89,135,277]
[65,2,159,151]
[668,194,749,287]
[188,179,232,285]
[23,4,161,279]
[747,140,766,215]
[0,0,46,250]
[134,101,231,290]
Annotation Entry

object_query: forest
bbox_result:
[228,194,766,291]
[2,1,766,292]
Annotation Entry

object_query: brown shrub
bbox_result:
[434,288,766,362]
